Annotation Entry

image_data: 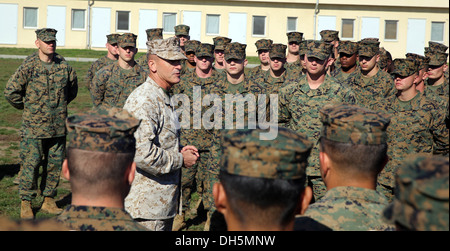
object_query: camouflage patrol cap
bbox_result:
[35,28,57,42]
[118,33,137,48]
[213,36,232,50]
[406,53,430,70]
[319,103,390,145]
[383,154,449,231]
[378,47,391,70]
[106,33,120,45]
[224,42,247,61]
[145,28,163,41]
[391,58,420,77]
[428,41,448,53]
[337,40,358,54]
[66,107,141,153]
[299,40,307,56]
[220,127,312,180]
[287,32,303,43]
[320,30,339,42]
[425,47,448,66]
[184,40,201,53]
[255,39,273,51]
[269,43,287,59]
[196,43,215,58]
[305,40,333,60]
[358,39,380,57]
[174,24,190,36]
[147,37,187,60]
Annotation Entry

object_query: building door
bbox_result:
[360,17,380,39]
[228,12,247,44]
[91,7,111,48]
[406,18,426,55]
[317,15,336,40]
[183,11,202,41]
[0,3,18,44]
[47,6,66,46]
[138,9,158,49]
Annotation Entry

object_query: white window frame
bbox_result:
[163,12,177,34]
[206,14,220,35]
[71,9,86,30]
[23,7,38,29]
[252,15,266,37]
[431,21,445,42]
[116,10,130,32]
[287,17,297,32]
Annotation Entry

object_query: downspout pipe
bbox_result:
[87,0,95,49]
[313,0,319,40]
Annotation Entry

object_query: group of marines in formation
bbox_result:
[3,22,448,231]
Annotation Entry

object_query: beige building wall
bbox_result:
[0,0,448,59]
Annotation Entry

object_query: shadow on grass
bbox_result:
[0,163,20,181]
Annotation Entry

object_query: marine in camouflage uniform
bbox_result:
[342,39,396,110]
[90,33,147,108]
[423,41,449,105]
[330,40,359,83]
[285,32,304,76]
[247,39,272,80]
[320,30,340,76]
[57,107,148,231]
[174,24,190,54]
[383,154,449,231]
[171,43,224,230]
[4,28,78,219]
[278,40,357,201]
[123,37,195,231]
[253,43,300,95]
[303,103,395,231]
[135,28,163,74]
[213,36,232,74]
[377,58,449,202]
[215,127,316,231]
[204,42,265,230]
[180,39,200,75]
[85,33,119,91]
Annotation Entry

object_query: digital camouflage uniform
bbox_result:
[342,40,396,110]
[278,40,357,201]
[135,28,163,74]
[383,154,449,231]
[221,127,322,230]
[171,43,224,214]
[57,107,147,231]
[90,33,147,108]
[85,33,119,91]
[304,103,395,231]
[285,32,304,76]
[252,43,300,95]
[212,36,232,74]
[423,42,449,105]
[204,42,265,227]
[247,39,273,80]
[377,59,449,202]
[180,40,200,75]
[123,37,187,231]
[4,28,78,203]
[330,40,359,83]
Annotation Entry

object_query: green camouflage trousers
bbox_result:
[19,137,65,201]
[181,151,210,210]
